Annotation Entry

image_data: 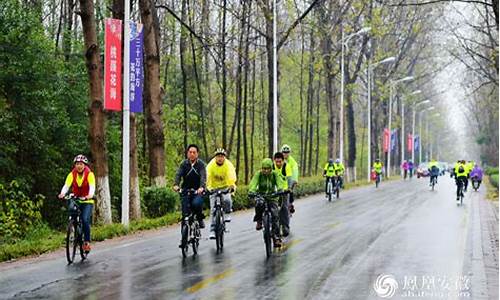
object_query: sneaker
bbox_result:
[289,204,295,214]
[198,219,205,229]
[224,215,231,223]
[255,221,263,231]
[273,238,282,248]
[209,232,216,239]
[83,242,91,253]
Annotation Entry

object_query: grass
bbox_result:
[0,175,394,262]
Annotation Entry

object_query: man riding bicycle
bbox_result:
[249,158,286,247]
[173,144,207,229]
[273,152,292,237]
[373,158,383,178]
[58,154,95,253]
[206,148,236,239]
[281,144,298,214]
[428,159,440,186]
[470,163,484,189]
[323,159,337,196]
[454,160,468,203]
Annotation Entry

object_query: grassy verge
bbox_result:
[0,175,387,262]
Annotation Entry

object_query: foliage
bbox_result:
[0,181,44,242]
[142,186,180,218]
[485,167,499,176]
[489,174,498,190]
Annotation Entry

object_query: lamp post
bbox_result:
[418,106,434,164]
[272,0,278,153]
[400,90,421,176]
[340,26,370,163]
[367,56,395,182]
[121,0,131,226]
[412,99,430,164]
[387,76,413,177]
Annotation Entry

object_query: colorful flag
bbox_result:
[129,22,144,113]
[414,135,420,152]
[104,18,122,111]
[407,134,413,152]
[383,128,390,153]
[391,129,398,152]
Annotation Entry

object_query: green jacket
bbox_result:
[248,171,285,202]
[286,155,299,182]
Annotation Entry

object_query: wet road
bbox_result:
[1,176,497,299]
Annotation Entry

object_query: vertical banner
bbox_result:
[129,22,144,113]
[383,128,390,153]
[414,135,420,152]
[104,18,123,111]
[407,134,413,152]
[391,129,398,152]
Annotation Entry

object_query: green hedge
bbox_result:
[490,174,499,190]
[142,186,179,218]
[485,167,499,176]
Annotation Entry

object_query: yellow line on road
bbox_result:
[327,221,341,229]
[278,238,303,252]
[186,268,234,294]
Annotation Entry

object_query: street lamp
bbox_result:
[340,26,371,163]
[418,106,434,164]
[272,0,278,153]
[387,76,413,177]
[411,99,430,164]
[400,89,421,176]
[366,56,395,182]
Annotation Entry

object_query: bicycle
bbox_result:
[430,175,437,191]
[178,189,202,258]
[333,175,341,199]
[207,188,232,251]
[374,171,381,188]
[325,176,334,202]
[471,176,481,191]
[456,178,465,206]
[250,191,288,258]
[64,194,88,264]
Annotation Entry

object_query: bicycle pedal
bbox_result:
[224,219,231,223]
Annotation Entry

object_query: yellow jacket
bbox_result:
[206,158,237,190]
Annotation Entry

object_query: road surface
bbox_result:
[0,175,498,299]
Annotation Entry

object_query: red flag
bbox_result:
[407,134,413,152]
[104,18,122,111]
[383,128,390,153]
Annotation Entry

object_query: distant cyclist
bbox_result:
[58,154,95,253]
[206,148,236,239]
[454,160,468,203]
[372,158,383,181]
[333,158,345,188]
[281,144,299,214]
[470,163,484,190]
[273,152,292,237]
[428,159,440,186]
[173,144,207,228]
[323,158,336,196]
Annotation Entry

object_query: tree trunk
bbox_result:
[179,0,188,149]
[139,0,166,187]
[79,0,112,224]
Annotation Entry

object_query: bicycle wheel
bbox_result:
[66,220,77,264]
[77,224,87,260]
[263,213,272,258]
[215,209,224,251]
[327,181,333,202]
[180,223,189,258]
[335,182,340,199]
[192,224,199,256]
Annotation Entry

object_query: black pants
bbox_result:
[254,200,280,237]
[279,195,290,235]
[456,177,467,198]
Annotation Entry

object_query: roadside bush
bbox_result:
[490,174,499,190]
[485,167,499,176]
[0,181,44,242]
[142,186,179,218]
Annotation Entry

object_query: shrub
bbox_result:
[0,181,44,242]
[485,167,499,176]
[142,186,179,218]
[490,174,499,190]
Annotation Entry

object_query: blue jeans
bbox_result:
[181,193,204,220]
[78,203,93,242]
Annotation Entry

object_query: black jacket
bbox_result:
[174,159,207,189]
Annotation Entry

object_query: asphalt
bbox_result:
[0,175,497,300]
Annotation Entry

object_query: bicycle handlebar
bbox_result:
[207,188,233,195]
[248,190,289,199]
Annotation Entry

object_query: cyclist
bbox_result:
[428,159,440,186]
[173,144,207,229]
[333,158,345,188]
[281,144,298,214]
[454,160,468,203]
[401,160,409,179]
[206,148,236,239]
[372,158,383,182]
[273,152,293,237]
[470,163,484,189]
[323,159,336,196]
[249,158,286,247]
[58,154,95,253]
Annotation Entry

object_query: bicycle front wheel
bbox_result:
[77,224,87,260]
[66,221,77,264]
[215,209,224,251]
[263,213,272,258]
[181,223,189,258]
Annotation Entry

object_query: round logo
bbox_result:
[373,274,398,298]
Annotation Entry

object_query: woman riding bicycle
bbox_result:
[249,158,286,247]
[58,154,95,253]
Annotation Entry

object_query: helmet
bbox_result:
[335,158,341,164]
[375,158,380,162]
[214,148,226,156]
[73,154,89,165]
[328,158,334,164]
[281,144,291,153]
[261,158,273,169]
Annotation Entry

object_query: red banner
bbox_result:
[104,18,122,111]
[407,134,413,152]
[383,128,390,153]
